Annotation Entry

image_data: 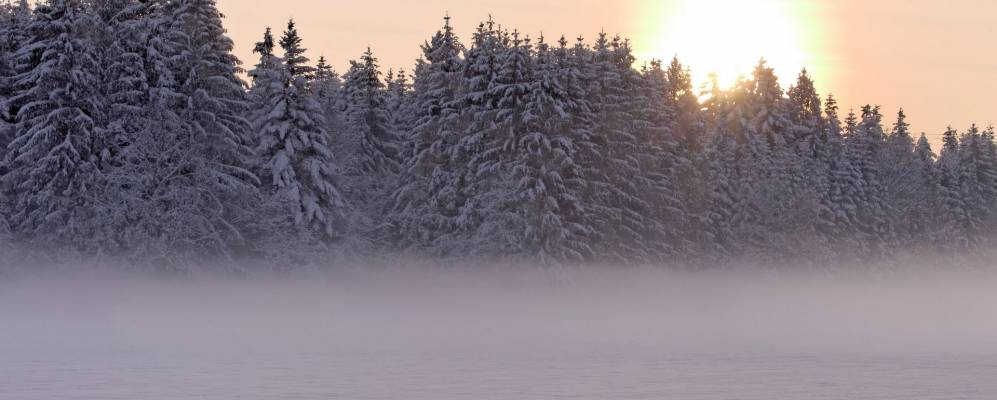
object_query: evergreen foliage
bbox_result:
[1,7,994,269]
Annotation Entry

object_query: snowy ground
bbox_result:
[2,267,996,400]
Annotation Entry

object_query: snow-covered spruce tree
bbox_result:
[252,19,348,252]
[0,0,31,76]
[342,47,398,175]
[340,46,400,243]
[813,94,861,257]
[0,0,10,234]
[786,69,825,193]
[787,69,824,142]
[700,77,757,261]
[0,0,31,61]
[389,15,465,254]
[311,55,344,144]
[749,60,793,149]
[934,126,972,252]
[908,132,937,246]
[847,105,896,257]
[700,80,741,261]
[583,33,654,263]
[778,68,830,262]
[664,56,710,259]
[100,0,258,267]
[552,35,599,260]
[0,0,106,248]
[461,30,535,258]
[247,27,281,117]
[745,62,820,262]
[90,0,154,157]
[832,109,874,258]
[710,77,770,260]
[447,17,507,254]
[278,19,312,80]
[634,60,688,259]
[502,36,589,263]
[0,0,32,152]
[312,56,341,108]
[978,126,997,240]
[84,0,161,252]
[880,109,927,247]
[951,125,997,250]
[384,68,412,139]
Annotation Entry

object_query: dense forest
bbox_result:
[1,0,995,269]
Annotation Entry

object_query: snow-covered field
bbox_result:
[2,268,996,399]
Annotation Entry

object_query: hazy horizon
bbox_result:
[5,267,997,399]
[219,0,997,146]
[5,2,997,398]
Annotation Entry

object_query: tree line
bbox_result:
[1,0,995,269]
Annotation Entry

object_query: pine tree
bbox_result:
[247,26,283,143]
[248,26,280,92]
[779,69,829,261]
[953,125,996,249]
[880,109,924,247]
[92,0,152,157]
[979,126,997,239]
[787,69,822,127]
[82,0,162,251]
[278,19,313,80]
[584,33,653,263]
[312,55,341,106]
[0,0,106,247]
[665,57,709,257]
[342,47,398,174]
[909,132,937,246]
[554,35,599,260]
[253,20,348,245]
[760,67,823,262]
[311,55,343,139]
[815,94,860,255]
[339,46,400,246]
[935,126,972,252]
[703,93,741,259]
[0,0,31,151]
[384,68,412,149]
[717,77,772,259]
[390,16,465,253]
[828,105,894,257]
[460,29,536,257]
[505,36,588,263]
[852,105,896,256]
[101,0,258,265]
[635,60,687,259]
[445,17,503,251]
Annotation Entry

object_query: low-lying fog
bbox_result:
[2,266,997,399]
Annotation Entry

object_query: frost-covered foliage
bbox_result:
[252,19,347,251]
[1,0,105,248]
[1,8,995,269]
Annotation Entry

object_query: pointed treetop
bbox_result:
[253,26,275,57]
[280,18,314,79]
[892,108,911,138]
[941,126,959,153]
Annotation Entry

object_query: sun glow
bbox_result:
[635,0,820,91]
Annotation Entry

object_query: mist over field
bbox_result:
[3,0,997,398]
[3,265,997,399]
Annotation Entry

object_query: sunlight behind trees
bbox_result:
[632,0,826,91]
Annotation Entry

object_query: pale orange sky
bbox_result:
[218,0,997,147]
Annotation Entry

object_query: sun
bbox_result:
[634,0,820,91]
